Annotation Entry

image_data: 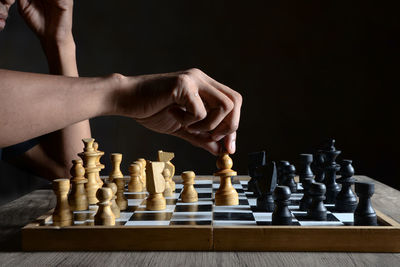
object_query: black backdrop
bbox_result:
[0,1,399,200]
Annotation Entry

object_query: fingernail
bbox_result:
[213,135,224,141]
[230,139,236,153]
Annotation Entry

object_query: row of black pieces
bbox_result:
[278,157,357,212]
[277,139,345,205]
[272,182,377,226]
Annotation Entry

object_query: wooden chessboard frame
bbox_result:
[22,176,400,252]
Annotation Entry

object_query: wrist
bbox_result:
[102,73,135,116]
[42,40,77,76]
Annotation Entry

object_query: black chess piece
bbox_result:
[272,186,292,225]
[298,154,314,184]
[277,161,290,185]
[323,140,341,204]
[335,160,357,212]
[256,161,277,212]
[248,151,266,196]
[354,182,377,226]
[324,138,337,151]
[299,178,314,211]
[282,164,297,193]
[312,152,325,183]
[308,182,327,221]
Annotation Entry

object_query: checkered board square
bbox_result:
[44,179,360,227]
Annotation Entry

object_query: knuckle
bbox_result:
[221,99,234,113]
[176,73,192,87]
[109,73,126,84]
[223,122,239,133]
[186,68,203,76]
[195,109,207,120]
[233,91,243,105]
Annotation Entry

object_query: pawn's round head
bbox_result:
[216,153,233,170]
[104,182,117,195]
[181,171,195,180]
[129,163,141,175]
[162,168,171,178]
[70,159,85,177]
[96,187,113,202]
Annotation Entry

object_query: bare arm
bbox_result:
[0,69,116,148]
[9,0,90,177]
[1,1,242,180]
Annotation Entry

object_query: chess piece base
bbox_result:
[215,189,239,206]
[94,209,116,226]
[146,193,166,210]
[182,189,198,203]
[215,176,239,206]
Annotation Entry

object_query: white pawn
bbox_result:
[181,171,198,203]
[94,187,115,226]
[104,182,120,218]
[128,163,143,192]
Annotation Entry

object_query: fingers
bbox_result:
[172,74,207,127]
[170,68,242,154]
[187,84,233,132]
[199,72,243,141]
[224,131,237,154]
[172,128,221,155]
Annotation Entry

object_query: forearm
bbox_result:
[0,69,118,148]
[42,39,91,169]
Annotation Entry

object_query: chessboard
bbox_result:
[22,176,400,252]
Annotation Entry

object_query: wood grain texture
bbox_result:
[1,176,400,266]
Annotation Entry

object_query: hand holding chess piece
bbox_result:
[214,152,238,206]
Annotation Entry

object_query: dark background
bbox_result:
[1,1,399,204]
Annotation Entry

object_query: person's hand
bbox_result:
[115,68,242,155]
[18,0,74,45]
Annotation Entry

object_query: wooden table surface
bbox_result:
[0,176,399,266]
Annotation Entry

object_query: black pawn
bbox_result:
[308,182,327,221]
[312,152,325,183]
[299,178,314,211]
[354,182,377,226]
[272,186,292,225]
[298,154,314,184]
[335,160,357,212]
[282,164,297,193]
[256,161,277,212]
[323,149,341,204]
[277,161,290,185]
